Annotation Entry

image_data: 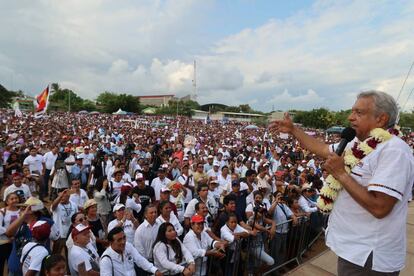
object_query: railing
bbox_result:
[158,212,328,275]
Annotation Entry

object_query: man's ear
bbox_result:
[377,113,390,128]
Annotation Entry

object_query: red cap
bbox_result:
[191,214,205,223]
[172,183,182,190]
[71,224,91,238]
[31,220,51,241]
[121,183,133,194]
[12,172,22,178]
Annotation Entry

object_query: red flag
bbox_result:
[35,86,49,114]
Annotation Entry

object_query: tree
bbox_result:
[293,108,335,129]
[0,84,15,108]
[96,92,141,113]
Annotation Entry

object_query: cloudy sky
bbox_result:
[1,0,414,112]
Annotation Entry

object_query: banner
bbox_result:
[34,85,49,118]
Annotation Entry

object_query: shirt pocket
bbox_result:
[350,161,372,187]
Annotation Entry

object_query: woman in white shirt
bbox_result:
[153,222,196,276]
[156,201,183,236]
[0,192,20,274]
[183,215,226,276]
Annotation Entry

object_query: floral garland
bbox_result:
[317,127,401,213]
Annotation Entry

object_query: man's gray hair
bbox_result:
[357,91,399,128]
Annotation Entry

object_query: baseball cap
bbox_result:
[208,155,214,159]
[209,178,218,184]
[83,199,97,210]
[31,220,51,241]
[135,172,144,180]
[183,156,189,161]
[84,146,90,150]
[161,187,171,193]
[171,183,182,191]
[113,203,125,212]
[213,160,220,167]
[121,183,133,194]
[191,214,205,223]
[71,223,91,238]
[24,197,44,211]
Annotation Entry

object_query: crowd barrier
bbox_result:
[159,213,328,275]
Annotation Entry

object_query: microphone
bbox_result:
[335,127,356,156]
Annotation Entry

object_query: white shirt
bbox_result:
[69,189,88,210]
[77,152,94,166]
[220,224,248,249]
[150,177,171,200]
[206,168,220,178]
[3,183,31,201]
[134,219,161,260]
[100,242,158,276]
[23,154,43,174]
[326,136,414,272]
[52,201,78,238]
[170,194,185,222]
[183,229,216,275]
[21,242,48,276]
[184,197,217,219]
[108,219,135,244]
[157,213,183,236]
[177,174,194,203]
[65,154,76,172]
[153,240,194,274]
[69,243,99,276]
[0,208,20,243]
[298,195,318,213]
[43,151,58,170]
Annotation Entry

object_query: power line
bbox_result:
[396,61,414,102]
[401,86,414,111]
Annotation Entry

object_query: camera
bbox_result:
[253,202,267,214]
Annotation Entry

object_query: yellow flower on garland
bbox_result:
[320,185,338,200]
[359,142,374,155]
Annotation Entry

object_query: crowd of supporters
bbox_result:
[1,109,413,276]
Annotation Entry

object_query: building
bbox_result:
[137,94,175,107]
[12,96,34,111]
[192,110,265,123]
[268,111,295,121]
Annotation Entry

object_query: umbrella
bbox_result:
[244,125,259,130]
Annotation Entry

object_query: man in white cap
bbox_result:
[203,155,214,173]
[298,184,318,215]
[150,168,171,201]
[206,160,221,178]
[108,203,138,244]
[69,224,100,276]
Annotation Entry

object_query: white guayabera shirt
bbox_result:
[326,136,414,272]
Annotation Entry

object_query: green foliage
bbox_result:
[251,116,269,127]
[49,83,85,112]
[293,108,336,129]
[0,84,15,108]
[96,92,141,113]
[399,111,414,130]
[155,100,200,116]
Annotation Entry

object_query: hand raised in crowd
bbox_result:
[269,112,295,134]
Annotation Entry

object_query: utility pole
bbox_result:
[192,60,197,101]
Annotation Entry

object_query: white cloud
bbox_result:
[1,0,414,112]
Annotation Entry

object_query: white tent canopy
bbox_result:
[113,108,127,115]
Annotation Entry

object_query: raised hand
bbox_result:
[269,112,294,134]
